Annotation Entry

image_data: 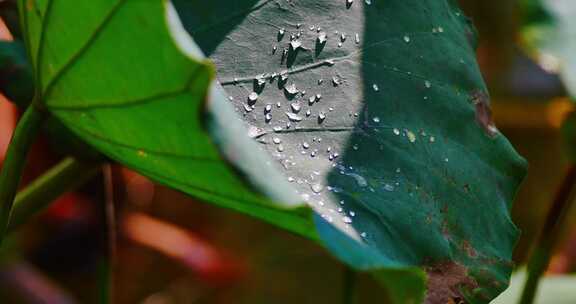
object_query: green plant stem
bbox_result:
[519,164,576,304]
[342,266,356,304]
[0,105,44,245]
[8,156,101,231]
[103,164,116,304]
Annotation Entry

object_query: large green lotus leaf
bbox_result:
[493,270,576,304]
[520,0,576,97]
[175,0,527,302]
[18,0,315,237]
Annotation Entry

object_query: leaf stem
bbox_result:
[0,105,44,245]
[342,266,357,304]
[519,164,576,304]
[8,156,101,231]
[103,164,116,304]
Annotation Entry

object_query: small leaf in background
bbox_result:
[520,0,576,97]
[493,269,576,304]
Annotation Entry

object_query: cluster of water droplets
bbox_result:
[218,0,452,242]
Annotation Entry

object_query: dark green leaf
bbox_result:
[176,0,526,302]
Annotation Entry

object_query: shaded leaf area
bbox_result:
[520,0,576,97]
[175,0,527,302]
[18,0,316,238]
[0,41,33,107]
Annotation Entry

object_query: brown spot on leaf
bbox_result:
[461,240,478,258]
[471,90,498,138]
[424,262,478,304]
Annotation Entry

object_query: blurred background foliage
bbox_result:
[0,0,575,303]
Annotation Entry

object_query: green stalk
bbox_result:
[0,105,44,245]
[519,164,576,304]
[8,156,101,231]
[342,266,357,304]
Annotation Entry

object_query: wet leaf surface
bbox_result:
[176,0,526,302]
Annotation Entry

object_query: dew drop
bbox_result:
[308,95,317,105]
[277,145,285,152]
[311,183,324,193]
[406,130,416,143]
[280,71,289,82]
[243,104,253,112]
[355,33,360,44]
[318,111,326,123]
[332,76,340,86]
[302,142,310,149]
[317,32,327,44]
[248,92,258,103]
[290,40,302,51]
[286,112,303,122]
[424,80,431,88]
[342,216,353,224]
[265,104,272,113]
[403,35,411,43]
[273,137,281,144]
[372,117,380,123]
[256,75,266,87]
[372,84,379,91]
[393,128,400,135]
[291,102,302,113]
[285,83,299,95]
[384,183,395,191]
